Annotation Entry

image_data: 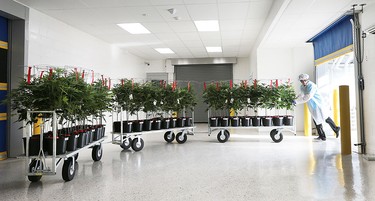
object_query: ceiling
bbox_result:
[13,0,375,60]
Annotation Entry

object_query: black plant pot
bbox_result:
[152,119,162,130]
[185,117,192,127]
[24,135,42,156]
[283,116,294,126]
[169,118,177,128]
[143,119,152,131]
[177,117,186,127]
[45,136,68,155]
[77,131,86,148]
[161,119,170,129]
[241,117,251,127]
[210,117,218,127]
[262,117,272,126]
[220,117,229,127]
[272,116,283,126]
[251,116,261,127]
[66,133,78,151]
[132,121,144,132]
[230,117,239,127]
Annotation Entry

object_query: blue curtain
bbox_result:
[307,15,353,60]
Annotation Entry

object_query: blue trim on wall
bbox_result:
[307,15,353,60]
[0,16,8,42]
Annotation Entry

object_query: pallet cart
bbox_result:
[19,111,105,182]
[111,108,195,151]
[207,110,296,143]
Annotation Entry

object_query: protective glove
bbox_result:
[292,100,296,106]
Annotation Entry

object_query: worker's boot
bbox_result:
[325,117,340,138]
[316,124,326,141]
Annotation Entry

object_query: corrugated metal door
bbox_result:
[175,64,233,122]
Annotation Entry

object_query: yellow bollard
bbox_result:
[304,103,312,136]
[333,88,340,137]
[339,85,351,155]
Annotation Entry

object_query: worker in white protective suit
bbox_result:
[294,73,340,141]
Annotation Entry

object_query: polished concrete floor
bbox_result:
[1,124,374,201]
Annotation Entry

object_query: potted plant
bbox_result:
[279,81,296,125]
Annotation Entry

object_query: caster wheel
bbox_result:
[131,138,144,151]
[120,137,132,150]
[270,129,283,143]
[176,132,187,144]
[92,144,103,161]
[28,159,43,182]
[164,131,175,143]
[217,130,229,143]
[62,157,77,181]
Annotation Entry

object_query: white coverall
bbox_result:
[295,80,327,125]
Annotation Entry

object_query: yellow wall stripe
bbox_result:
[0,113,7,121]
[0,151,7,160]
[0,41,8,50]
[0,83,7,91]
[315,45,353,66]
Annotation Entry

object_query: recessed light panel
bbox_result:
[194,20,219,32]
[155,48,175,54]
[206,47,222,52]
[117,23,150,34]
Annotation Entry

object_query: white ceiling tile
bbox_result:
[221,31,242,40]
[156,5,192,22]
[168,21,197,32]
[150,0,185,6]
[186,4,219,20]
[16,0,88,9]
[219,2,249,20]
[202,40,222,46]
[247,0,273,19]
[154,33,180,41]
[222,46,239,52]
[183,0,217,4]
[80,0,152,7]
[142,22,174,33]
[182,40,204,48]
[177,32,201,40]
[189,47,207,53]
[199,32,221,40]
[163,40,186,47]
[220,20,246,31]
[222,40,241,46]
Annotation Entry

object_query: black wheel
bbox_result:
[217,130,229,143]
[120,137,132,150]
[62,158,76,181]
[164,131,175,143]
[74,153,79,160]
[176,132,187,144]
[270,129,283,143]
[92,144,103,161]
[131,138,144,151]
[28,159,43,182]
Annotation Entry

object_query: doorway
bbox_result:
[175,64,233,122]
[316,52,358,149]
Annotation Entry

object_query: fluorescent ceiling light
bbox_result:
[117,23,150,34]
[206,47,222,52]
[155,48,175,54]
[194,20,219,32]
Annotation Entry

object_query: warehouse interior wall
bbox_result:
[256,46,314,133]
[27,8,146,81]
[361,3,375,156]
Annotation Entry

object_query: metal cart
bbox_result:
[19,111,105,182]
[111,108,195,151]
[207,110,296,143]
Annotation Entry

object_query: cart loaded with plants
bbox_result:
[9,67,111,182]
[111,79,196,151]
[203,79,296,143]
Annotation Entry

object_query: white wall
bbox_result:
[361,3,375,156]
[256,45,314,132]
[27,8,146,83]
